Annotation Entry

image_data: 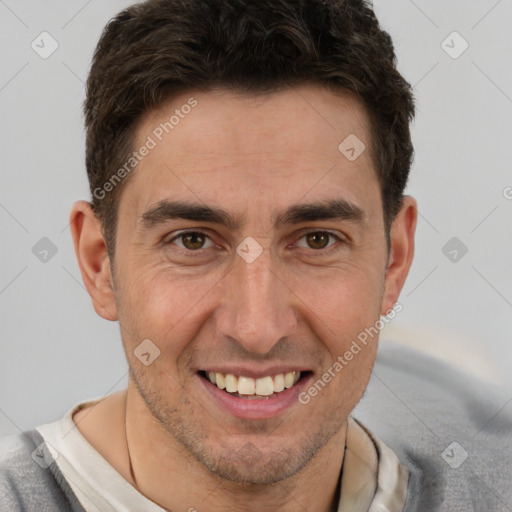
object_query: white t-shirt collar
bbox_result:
[36,398,408,512]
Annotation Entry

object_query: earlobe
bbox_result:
[381,196,417,316]
[69,200,118,321]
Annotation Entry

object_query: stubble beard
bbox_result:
[127,362,347,486]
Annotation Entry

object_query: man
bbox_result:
[1,0,510,511]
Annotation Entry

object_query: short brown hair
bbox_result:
[84,0,415,257]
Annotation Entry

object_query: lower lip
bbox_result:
[198,373,312,420]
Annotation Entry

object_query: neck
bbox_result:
[123,385,346,512]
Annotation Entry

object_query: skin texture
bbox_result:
[70,84,417,512]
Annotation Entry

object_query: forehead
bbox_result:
[138,85,372,157]
[120,84,380,225]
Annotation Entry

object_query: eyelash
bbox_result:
[165,230,345,256]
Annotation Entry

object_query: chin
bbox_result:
[199,440,315,485]
[131,363,346,485]
[184,424,341,485]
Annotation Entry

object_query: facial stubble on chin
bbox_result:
[126,362,348,486]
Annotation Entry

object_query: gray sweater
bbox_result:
[1,341,511,511]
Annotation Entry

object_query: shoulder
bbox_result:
[0,429,85,511]
[0,429,41,480]
[0,430,44,510]
[354,341,512,511]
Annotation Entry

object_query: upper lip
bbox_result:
[199,366,310,379]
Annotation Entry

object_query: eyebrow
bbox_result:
[139,198,365,231]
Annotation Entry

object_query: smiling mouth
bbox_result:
[199,371,308,399]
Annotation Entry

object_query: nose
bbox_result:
[214,246,298,356]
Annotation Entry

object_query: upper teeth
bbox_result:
[206,371,301,396]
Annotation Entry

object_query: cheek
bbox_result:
[288,265,384,400]
[292,265,384,335]
[117,264,223,352]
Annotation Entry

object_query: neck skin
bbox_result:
[73,387,346,512]
[128,384,346,512]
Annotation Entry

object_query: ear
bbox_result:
[381,196,417,316]
[69,200,118,321]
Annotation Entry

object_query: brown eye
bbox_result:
[169,231,214,251]
[181,232,206,250]
[305,232,332,250]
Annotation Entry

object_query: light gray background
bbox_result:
[1,0,511,436]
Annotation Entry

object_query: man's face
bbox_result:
[112,85,391,484]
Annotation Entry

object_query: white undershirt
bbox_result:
[36,396,409,512]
